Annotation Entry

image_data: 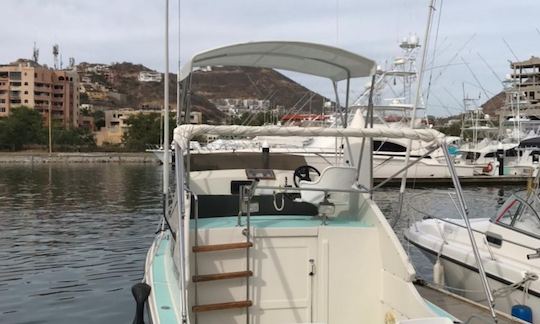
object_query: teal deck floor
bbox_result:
[191,215,370,229]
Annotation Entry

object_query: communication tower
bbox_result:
[52,44,59,69]
[32,42,39,63]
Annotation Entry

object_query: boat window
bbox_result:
[373,140,407,152]
[505,148,518,157]
[464,151,481,161]
[494,196,540,237]
[484,152,495,158]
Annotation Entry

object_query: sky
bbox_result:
[2,0,540,116]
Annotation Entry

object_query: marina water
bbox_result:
[0,164,523,323]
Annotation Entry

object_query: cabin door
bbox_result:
[251,233,317,324]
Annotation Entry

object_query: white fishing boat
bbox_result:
[405,183,540,323]
[133,41,458,324]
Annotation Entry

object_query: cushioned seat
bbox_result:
[299,166,357,204]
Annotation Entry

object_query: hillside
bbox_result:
[78,62,328,123]
[481,91,505,117]
[191,66,327,110]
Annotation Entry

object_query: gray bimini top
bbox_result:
[179,41,377,82]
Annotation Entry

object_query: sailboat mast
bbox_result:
[163,0,170,205]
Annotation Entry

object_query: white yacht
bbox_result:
[137,41,456,324]
[405,186,540,322]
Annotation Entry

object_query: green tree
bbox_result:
[122,113,164,151]
[0,106,45,151]
[123,112,183,151]
[436,122,462,137]
[53,127,96,147]
[93,110,105,129]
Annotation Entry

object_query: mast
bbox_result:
[396,0,435,221]
[163,0,170,212]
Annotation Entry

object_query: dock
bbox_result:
[415,282,525,323]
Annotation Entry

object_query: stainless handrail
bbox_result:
[239,183,255,324]
[184,187,199,324]
[174,142,189,324]
[441,141,497,321]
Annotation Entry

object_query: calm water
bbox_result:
[0,164,161,324]
[0,164,523,323]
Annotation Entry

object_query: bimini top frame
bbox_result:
[179,41,376,82]
[178,40,377,129]
[174,124,444,151]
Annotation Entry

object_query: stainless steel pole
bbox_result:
[163,0,170,215]
[441,141,498,321]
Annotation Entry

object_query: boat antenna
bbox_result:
[335,0,340,46]
[163,0,171,219]
[424,0,444,109]
[176,0,181,124]
[396,0,436,225]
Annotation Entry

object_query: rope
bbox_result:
[492,272,538,299]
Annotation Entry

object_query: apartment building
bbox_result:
[0,60,80,128]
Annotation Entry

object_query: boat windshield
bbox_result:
[493,194,540,237]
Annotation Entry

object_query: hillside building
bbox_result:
[0,60,80,128]
[211,98,270,113]
[138,71,162,82]
[489,56,540,137]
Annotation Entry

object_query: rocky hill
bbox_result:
[481,91,505,117]
[78,62,328,123]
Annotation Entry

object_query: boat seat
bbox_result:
[299,166,357,204]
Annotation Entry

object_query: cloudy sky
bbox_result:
[3,0,540,116]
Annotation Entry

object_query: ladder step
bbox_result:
[192,300,252,313]
[192,242,253,253]
[193,270,253,282]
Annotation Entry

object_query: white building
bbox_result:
[138,71,162,82]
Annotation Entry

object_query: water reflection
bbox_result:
[0,164,161,324]
[0,164,525,323]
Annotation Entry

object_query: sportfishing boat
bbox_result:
[405,182,540,323]
[134,41,457,324]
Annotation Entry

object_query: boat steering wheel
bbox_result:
[293,165,321,187]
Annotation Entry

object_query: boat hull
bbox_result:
[407,235,540,323]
